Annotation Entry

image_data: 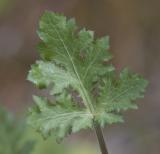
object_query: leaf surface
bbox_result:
[28,11,148,140]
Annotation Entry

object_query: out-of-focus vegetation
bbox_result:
[0,105,34,154]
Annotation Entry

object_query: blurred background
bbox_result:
[0,0,159,154]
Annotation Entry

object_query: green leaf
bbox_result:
[28,96,93,139]
[28,61,79,94]
[27,11,148,140]
[98,69,148,113]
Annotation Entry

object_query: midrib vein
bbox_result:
[51,22,94,114]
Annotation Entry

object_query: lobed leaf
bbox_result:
[27,11,148,140]
[28,96,93,139]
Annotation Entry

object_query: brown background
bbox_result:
[0,0,160,154]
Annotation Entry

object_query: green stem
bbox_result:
[94,123,109,154]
